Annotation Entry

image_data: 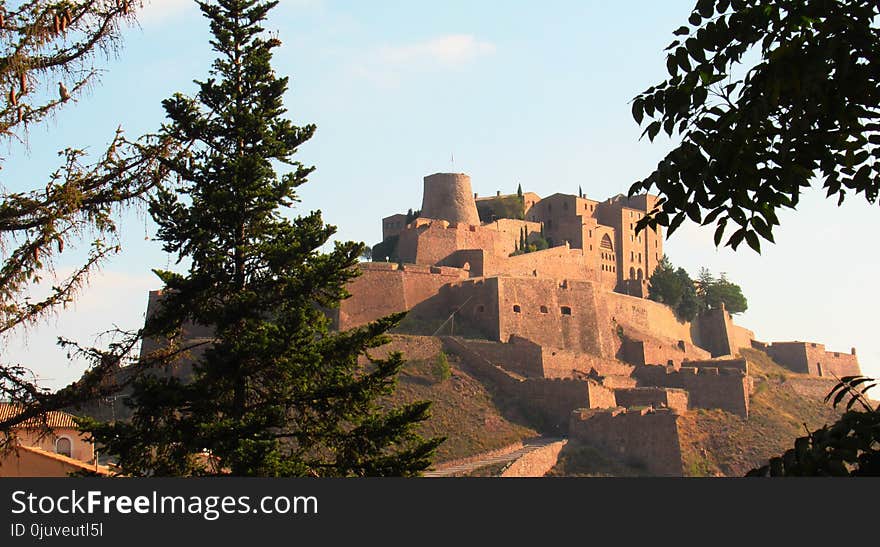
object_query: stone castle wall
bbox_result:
[605,291,696,345]
[459,337,634,379]
[635,364,750,417]
[495,277,613,357]
[614,387,689,414]
[499,440,568,477]
[620,332,711,368]
[762,341,860,377]
[569,407,684,476]
[442,337,617,433]
[335,263,467,330]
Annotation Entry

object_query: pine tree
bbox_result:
[1,1,173,433]
[84,0,441,476]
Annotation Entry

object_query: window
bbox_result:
[540,305,549,314]
[563,201,568,210]
[637,268,643,280]
[56,437,72,458]
[513,305,522,313]
[629,267,635,279]
[630,235,634,242]
[631,251,635,261]
[561,306,572,315]
[476,305,485,313]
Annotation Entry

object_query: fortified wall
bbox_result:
[333,262,468,331]
[569,407,684,476]
[753,340,860,378]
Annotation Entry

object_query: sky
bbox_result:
[3,0,879,389]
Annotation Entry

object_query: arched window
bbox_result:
[513,305,522,313]
[561,306,572,316]
[540,305,549,314]
[629,267,635,279]
[637,268,643,280]
[56,437,72,458]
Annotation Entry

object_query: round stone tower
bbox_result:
[420,173,480,225]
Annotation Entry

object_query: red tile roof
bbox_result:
[0,403,79,429]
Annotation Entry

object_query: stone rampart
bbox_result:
[569,407,684,476]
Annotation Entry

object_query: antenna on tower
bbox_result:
[451,152,455,169]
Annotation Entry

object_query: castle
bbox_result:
[87,171,861,476]
[333,172,862,475]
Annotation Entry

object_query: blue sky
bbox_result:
[5,0,879,388]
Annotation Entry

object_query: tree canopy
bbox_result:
[648,257,747,320]
[82,0,441,477]
[629,0,880,253]
[0,1,172,434]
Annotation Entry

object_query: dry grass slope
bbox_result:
[676,348,843,476]
[381,339,536,462]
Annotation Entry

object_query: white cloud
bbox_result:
[137,0,197,25]
[378,34,496,67]
[354,34,497,87]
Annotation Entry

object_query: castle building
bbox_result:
[377,172,662,297]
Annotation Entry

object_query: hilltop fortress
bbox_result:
[332,172,862,474]
[112,171,862,476]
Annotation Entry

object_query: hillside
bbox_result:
[375,335,537,462]
[547,348,847,477]
[675,348,845,476]
[382,336,849,475]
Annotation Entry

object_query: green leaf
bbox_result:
[713,219,727,247]
[632,98,645,125]
[750,216,774,242]
[667,212,686,235]
[667,55,679,77]
[744,230,761,253]
[696,0,714,18]
[676,47,692,72]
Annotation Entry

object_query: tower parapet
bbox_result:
[420,173,481,226]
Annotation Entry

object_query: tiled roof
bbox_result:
[0,403,79,429]
[14,445,114,476]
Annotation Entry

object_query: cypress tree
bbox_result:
[84,0,441,476]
